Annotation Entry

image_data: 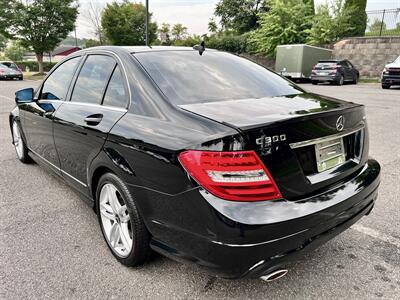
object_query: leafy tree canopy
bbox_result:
[0,0,78,73]
[214,0,268,34]
[171,24,188,40]
[101,1,157,45]
[4,40,26,61]
[0,34,7,51]
[248,0,312,57]
[344,0,367,36]
[306,0,356,45]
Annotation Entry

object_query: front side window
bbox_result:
[135,51,303,105]
[103,65,128,108]
[70,55,116,104]
[40,57,81,100]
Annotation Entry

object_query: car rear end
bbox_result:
[133,49,380,278]
[311,61,342,83]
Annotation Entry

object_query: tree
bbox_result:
[171,24,188,40]
[249,0,312,57]
[208,18,218,33]
[4,41,26,61]
[214,0,268,34]
[0,0,78,74]
[344,0,367,36]
[158,23,171,44]
[307,0,356,45]
[303,0,315,14]
[85,1,106,45]
[0,34,7,51]
[85,39,102,48]
[101,1,157,46]
[368,18,386,33]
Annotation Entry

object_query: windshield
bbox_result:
[135,51,303,105]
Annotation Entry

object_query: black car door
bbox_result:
[21,56,82,173]
[342,60,353,80]
[53,53,128,196]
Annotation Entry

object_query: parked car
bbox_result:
[0,62,23,80]
[311,59,359,85]
[381,56,400,89]
[10,46,380,280]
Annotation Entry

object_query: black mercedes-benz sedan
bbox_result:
[10,46,380,280]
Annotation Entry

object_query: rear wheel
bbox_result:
[12,120,30,163]
[96,173,150,266]
[311,80,318,85]
[382,84,390,89]
[336,75,344,86]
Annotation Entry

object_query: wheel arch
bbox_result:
[90,165,114,211]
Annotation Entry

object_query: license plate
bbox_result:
[315,137,346,172]
[318,72,328,76]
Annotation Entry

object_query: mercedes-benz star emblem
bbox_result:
[336,115,345,131]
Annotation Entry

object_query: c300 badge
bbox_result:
[256,134,287,155]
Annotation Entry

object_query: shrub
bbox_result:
[14,61,57,72]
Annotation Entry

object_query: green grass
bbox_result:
[359,77,380,83]
[23,72,46,81]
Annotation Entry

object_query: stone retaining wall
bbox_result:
[332,37,400,77]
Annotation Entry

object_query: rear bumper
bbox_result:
[311,75,339,82]
[146,159,380,278]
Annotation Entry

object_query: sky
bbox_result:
[75,0,400,39]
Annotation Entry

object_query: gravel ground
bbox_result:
[0,80,399,299]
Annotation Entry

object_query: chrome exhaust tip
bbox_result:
[260,269,288,282]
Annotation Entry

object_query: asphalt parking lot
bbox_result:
[1,80,399,299]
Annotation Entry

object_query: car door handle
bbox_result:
[84,114,103,126]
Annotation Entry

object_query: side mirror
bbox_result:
[15,88,34,104]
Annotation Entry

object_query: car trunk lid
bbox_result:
[179,93,368,200]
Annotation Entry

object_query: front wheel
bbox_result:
[97,173,150,266]
[352,74,359,84]
[12,120,30,163]
[311,80,318,85]
[382,84,390,89]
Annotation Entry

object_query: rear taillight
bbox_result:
[178,150,282,201]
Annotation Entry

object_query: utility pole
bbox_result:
[74,26,78,47]
[145,0,149,46]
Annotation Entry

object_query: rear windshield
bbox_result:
[134,51,303,105]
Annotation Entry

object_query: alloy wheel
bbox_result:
[12,121,24,159]
[99,183,133,257]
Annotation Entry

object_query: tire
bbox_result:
[12,119,31,163]
[96,172,150,267]
[336,75,344,86]
[352,74,359,84]
[311,80,318,85]
[382,84,390,89]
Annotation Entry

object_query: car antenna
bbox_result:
[193,41,205,56]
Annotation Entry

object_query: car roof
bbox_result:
[75,45,216,55]
[318,59,346,63]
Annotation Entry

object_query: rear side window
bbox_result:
[40,57,81,100]
[70,55,116,104]
[103,65,128,108]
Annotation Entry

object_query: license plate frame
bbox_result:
[315,137,346,172]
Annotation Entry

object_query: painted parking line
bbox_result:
[351,223,400,248]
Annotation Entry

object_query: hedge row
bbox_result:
[14,61,57,72]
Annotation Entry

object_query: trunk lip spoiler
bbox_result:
[289,122,365,149]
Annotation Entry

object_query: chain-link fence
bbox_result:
[365,8,400,36]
